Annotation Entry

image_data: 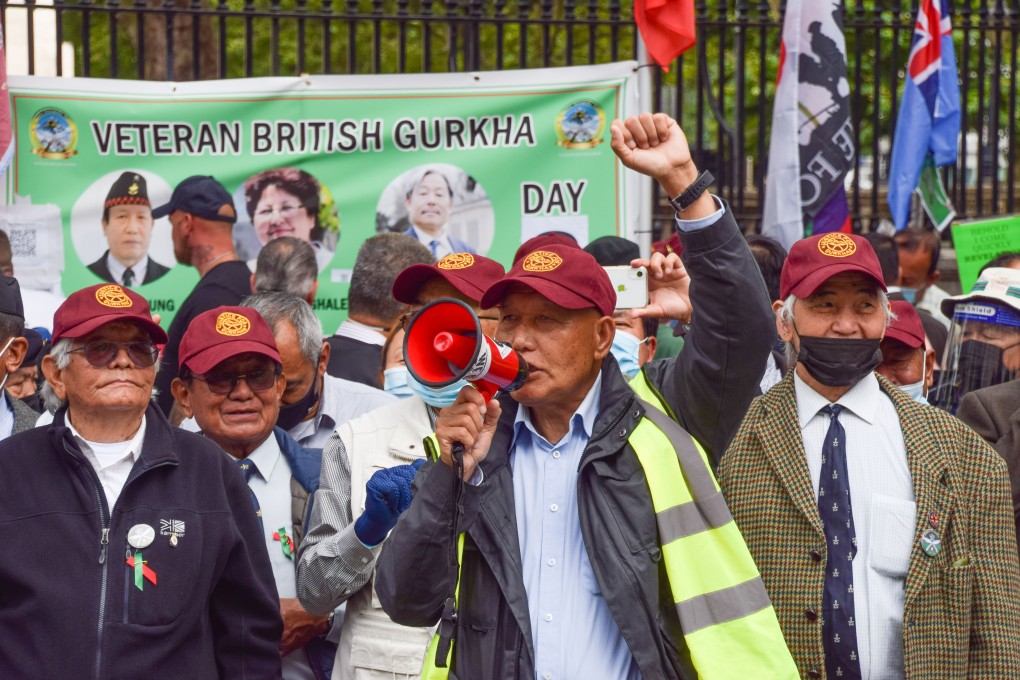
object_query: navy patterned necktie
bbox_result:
[122,267,135,287]
[818,404,861,679]
[235,458,264,533]
[429,240,440,259]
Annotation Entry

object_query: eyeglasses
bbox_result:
[69,341,159,368]
[192,368,281,395]
[254,204,303,222]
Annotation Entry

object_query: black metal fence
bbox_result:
[3,0,1019,236]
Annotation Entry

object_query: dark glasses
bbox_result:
[193,368,280,395]
[69,341,159,368]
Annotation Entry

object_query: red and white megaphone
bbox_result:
[403,298,528,402]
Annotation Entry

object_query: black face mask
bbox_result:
[276,377,321,431]
[956,340,1015,396]
[796,335,883,387]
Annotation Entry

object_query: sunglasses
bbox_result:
[192,368,281,395]
[69,341,159,368]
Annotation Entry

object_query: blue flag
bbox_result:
[887,0,961,229]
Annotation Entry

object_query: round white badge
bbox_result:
[127,524,155,550]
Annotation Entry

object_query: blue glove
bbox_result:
[354,459,425,547]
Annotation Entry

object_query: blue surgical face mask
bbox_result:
[611,330,646,379]
[407,371,471,408]
[383,367,415,399]
[900,287,918,305]
[898,378,928,405]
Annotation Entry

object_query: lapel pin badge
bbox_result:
[920,529,942,557]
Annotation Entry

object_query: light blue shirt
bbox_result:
[675,195,725,232]
[510,372,640,680]
[0,391,13,440]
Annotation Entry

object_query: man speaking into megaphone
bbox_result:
[377,113,797,679]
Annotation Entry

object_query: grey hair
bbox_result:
[242,292,322,366]
[349,233,433,321]
[778,291,895,370]
[253,236,318,299]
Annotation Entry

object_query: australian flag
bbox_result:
[887,0,961,229]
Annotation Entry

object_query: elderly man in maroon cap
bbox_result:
[720,233,1020,678]
[0,284,282,679]
[877,299,937,405]
[377,114,796,679]
[171,305,348,679]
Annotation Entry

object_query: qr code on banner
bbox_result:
[9,229,37,259]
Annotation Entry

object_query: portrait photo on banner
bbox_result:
[70,169,176,288]
[232,166,341,272]
[375,163,495,257]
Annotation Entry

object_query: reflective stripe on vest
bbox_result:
[420,434,464,680]
[629,370,797,677]
[420,373,797,678]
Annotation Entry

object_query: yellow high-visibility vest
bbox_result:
[421,370,797,679]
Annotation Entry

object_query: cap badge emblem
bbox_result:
[215,312,251,337]
[128,181,139,196]
[95,284,132,308]
[522,250,563,272]
[817,233,857,258]
[438,253,474,270]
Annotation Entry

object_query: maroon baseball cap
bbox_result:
[52,284,168,345]
[392,253,506,306]
[780,232,886,300]
[513,232,580,264]
[885,300,925,349]
[179,306,281,374]
[482,244,616,316]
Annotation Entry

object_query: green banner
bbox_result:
[3,63,641,333]
[951,214,1020,293]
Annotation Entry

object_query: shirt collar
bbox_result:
[106,252,149,283]
[334,319,387,346]
[512,371,603,449]
[67,412,147,462]
[794,370,880,429]
[410,224,449,243]
[240,432,282,482]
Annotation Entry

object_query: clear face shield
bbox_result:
[930,301,1020,414]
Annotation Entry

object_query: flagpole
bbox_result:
[634,35,654,257]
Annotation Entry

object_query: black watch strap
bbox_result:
[667,170,714,213]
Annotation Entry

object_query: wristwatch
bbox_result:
[667,170,714,213]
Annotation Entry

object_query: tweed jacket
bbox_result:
[957,380,1020,551]
[719,371,1020,679]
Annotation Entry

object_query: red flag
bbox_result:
[0,26,12,179]
[634,0,696,70]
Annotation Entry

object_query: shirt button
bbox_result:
[550,504,559,512]
[544,674,553,680]
[809,550,822,563]
[547,558,556,566]
[552,450,561,459]
[804,609,818,622]
[544,613,553,622]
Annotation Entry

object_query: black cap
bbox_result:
[152,176,237,224]
[21,328,47,364]
[0,277,24,319]
[583,236,640,266]
[104,172,150,211]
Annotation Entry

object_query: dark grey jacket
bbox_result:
[376,208,774,679]
[11,395,40,436]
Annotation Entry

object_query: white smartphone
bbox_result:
[603,266,649,309]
